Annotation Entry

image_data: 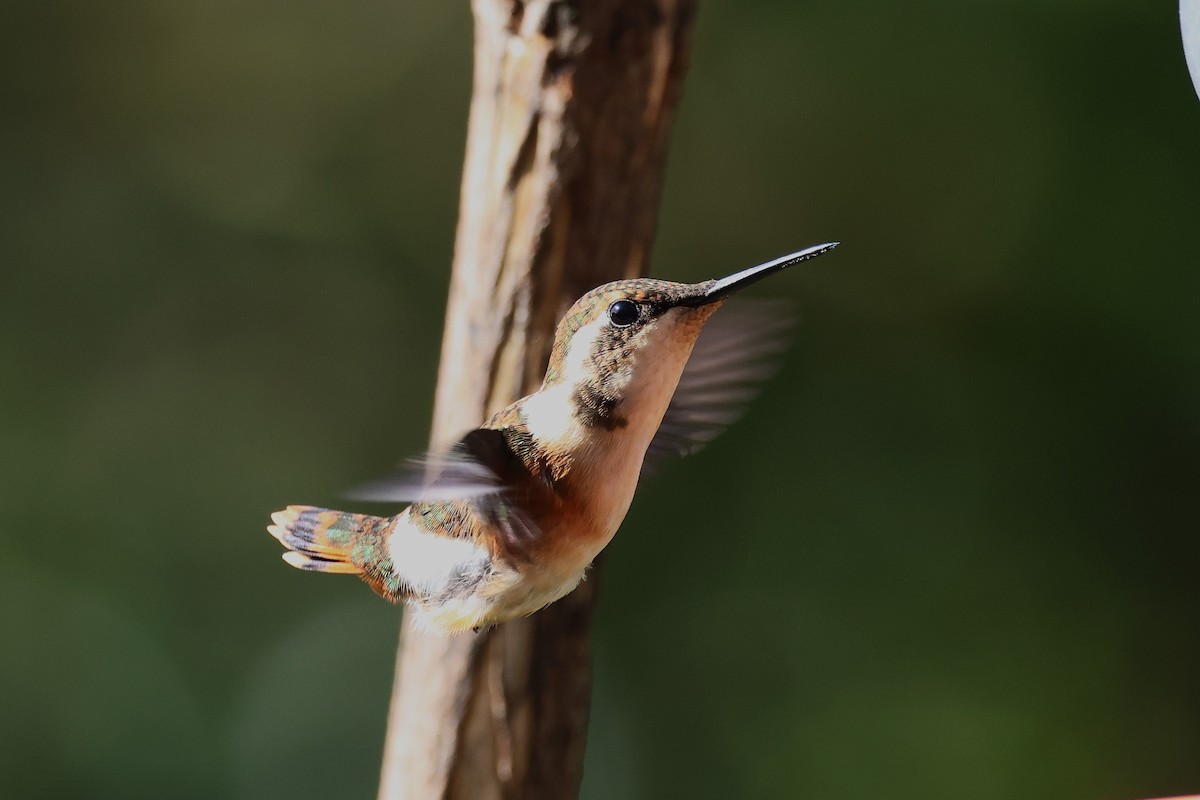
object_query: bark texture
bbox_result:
[377,2,698,798]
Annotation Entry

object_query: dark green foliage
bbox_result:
[1,1,1197,798]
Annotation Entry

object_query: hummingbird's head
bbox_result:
[540,242,838,432]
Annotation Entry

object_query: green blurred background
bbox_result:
[3,1,1199,798]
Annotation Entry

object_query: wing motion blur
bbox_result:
[644,299,796,471]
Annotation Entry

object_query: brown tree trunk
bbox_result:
[377,2,698,798]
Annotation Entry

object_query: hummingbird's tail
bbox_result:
[268,505,382,575]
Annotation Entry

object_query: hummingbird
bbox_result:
[268,242,838,632]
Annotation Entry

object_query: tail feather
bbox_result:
[281,550,360,574]
[268,505,374,575]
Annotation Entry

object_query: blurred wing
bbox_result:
[345,428,542,546]
[345,435,506,503]
[643,299,796,472]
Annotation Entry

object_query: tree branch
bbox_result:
[378,2,698,797]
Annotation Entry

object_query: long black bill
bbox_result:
[696,241,839,304]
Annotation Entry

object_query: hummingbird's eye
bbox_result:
[607,300,640,328]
